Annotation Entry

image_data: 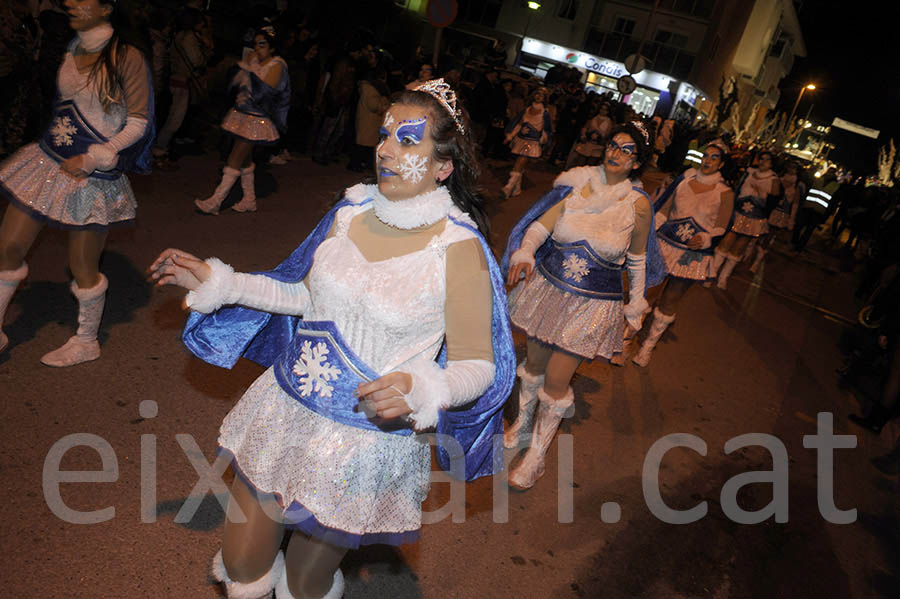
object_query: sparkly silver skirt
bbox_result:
[658,238,714,281]
[732,213,769,237]
[508,271,624,359]
[768,210,792,229]
[510,137,542,158]
[221,109,279,142]
[0,144,136,230]
[219,367,432,540]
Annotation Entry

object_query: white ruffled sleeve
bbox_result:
[185,257,310,316]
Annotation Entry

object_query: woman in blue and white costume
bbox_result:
[0,0,153,365]
[501,121,665,490]
[711,149,779,289]
[148,79,514,599]
[501,87,553,198]
[195,25,290,215]
[630,138,734,367]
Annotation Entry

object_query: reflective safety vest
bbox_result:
[804,181,839,214]
[684,139,702,166]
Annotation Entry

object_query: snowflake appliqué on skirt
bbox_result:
[562,254,590,283]
[50,116,77,147]
[292,340,342,398]
[398,154,428,184]
[676,222,696,241]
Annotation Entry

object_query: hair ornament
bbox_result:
[261,25,276,37]
[706,138,730,155]
[629,120,650,144]
[415,78,466,135]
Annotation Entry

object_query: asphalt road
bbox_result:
[1,152,897,598]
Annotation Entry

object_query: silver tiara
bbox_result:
[261,25,275,37]
[630,120,650,144]
[415,78,466,134]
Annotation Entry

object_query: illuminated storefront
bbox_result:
[520,37,706,119]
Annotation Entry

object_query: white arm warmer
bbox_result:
[397,358,496,431]
[509,221,550,269]
[623,252,649,330]
[83,117,149,172]
[185,257,310,316]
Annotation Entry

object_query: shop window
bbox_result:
[557,0,579,20]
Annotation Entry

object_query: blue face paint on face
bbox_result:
[394,117,427,145]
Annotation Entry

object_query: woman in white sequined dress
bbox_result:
[502,122,654,490]
[149,80,513,599]
[0,0,153,365]
[195,26,290,215]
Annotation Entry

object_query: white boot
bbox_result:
[508,386,574,490]
[749,247,766,274]
[275,563,343,599]
[232,164,258,212]
[41,274,107,367]
[195,166,240,215]
[502,171,522,198]
[503,362,544,449]
[632,307,676,367]
[716,255,739,290]
[705,249,727,288]
[212,549,284,599]
[0,262,28,352]
[610,322,638,366]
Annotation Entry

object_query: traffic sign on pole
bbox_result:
[427,0,458,29]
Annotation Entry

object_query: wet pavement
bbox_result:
[1,153,897,598]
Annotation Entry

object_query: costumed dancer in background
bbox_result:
[0,0,154,365]
[195,25,290,215]
[630,139,733,367]
[502,87,552,198]
[711,150,780,289]
[149,79,515,599]
[749,158,805,273]
[565,100,613,170]
[501,122,665,490]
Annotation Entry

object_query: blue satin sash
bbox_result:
[658,216,712,255]
[39,100,121,180]
[273,320,414,436]
[536,239,624,300]
[735,195,768,219]
[774,196,792,214]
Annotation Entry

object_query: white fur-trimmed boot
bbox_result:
[749,247,766,274]
[232,164,258,212]
[41,274,107,367]
[195,166,240,215]
[610,322,639,366]
[508,386,574,490]
[0,262,28,352]
[212,549,284,599]
[632,307,675,367]
[275,564,343,599]
[503,171,522,198]
[706,249,727,287]
[716,254,739,290]
[503,362,545,449]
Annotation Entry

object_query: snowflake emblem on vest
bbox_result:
[50,116,77,147]
[675,222,696,242]
[292,340,341,398]
[742,200,754,213]
[398,154,428,184]
[562,254,590,283]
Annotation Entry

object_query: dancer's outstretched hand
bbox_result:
[356,372,413,421]
[507,261,533,288]
[147,248,210,291]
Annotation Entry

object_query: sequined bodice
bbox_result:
[305,203,468,374]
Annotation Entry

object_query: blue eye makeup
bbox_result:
[394,117,427,145]
[379,127,390,138]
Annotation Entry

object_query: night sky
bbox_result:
[777,1,900,147]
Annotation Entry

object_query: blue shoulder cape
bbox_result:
[182,195,516,482]
[501,184,668,288]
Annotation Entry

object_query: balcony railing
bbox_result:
[584,29,695,80]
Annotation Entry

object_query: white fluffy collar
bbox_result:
[371,185,454,230]
[77,23,114,53]
[693,169,723,185]
[749,167,775,181]
[555,165,636,213]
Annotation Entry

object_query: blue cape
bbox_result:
[183,196,516,481]
[501,185,668,288]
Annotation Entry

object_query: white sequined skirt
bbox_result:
[219,367,432,546]
[221,109,279,142]
[508,271,624,359]
[658,238,714,281]
[768,210,792,229]
[731,213,769,237]
[0,144,136,229]
[510,137,542,158]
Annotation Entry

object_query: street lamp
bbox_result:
[528,1,542,9]
[787,83,816,133]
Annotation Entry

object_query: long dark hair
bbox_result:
[86,0,149,112]
[396,88,490,237]
[609,121,653,179]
